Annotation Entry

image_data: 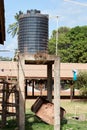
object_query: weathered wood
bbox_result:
[17,53,60,130]
[47,63,52,102]
[2,83,7,127]
[54,57,60,130]
[0,80,19,128]
[18,55,25,130]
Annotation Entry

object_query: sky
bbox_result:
[1,0,87,58]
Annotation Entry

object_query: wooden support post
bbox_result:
[32,80,34,96]
[18,55,25,130]
[15,89,19,127]
[54,57,60,130]
[47,63,52,102]
[70,83,74,101]
[25,79,27,98]
[2,83,7,127]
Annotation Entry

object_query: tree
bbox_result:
[48,27,70,55]
[0,56,12,61]
[7,11,23,37]
[65,26,87,63]
[48,26,87,63]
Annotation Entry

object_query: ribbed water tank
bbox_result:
[18,9,49,54]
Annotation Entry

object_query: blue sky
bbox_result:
[1,0,87,58]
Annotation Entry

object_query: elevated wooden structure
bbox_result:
[18,53,60,130]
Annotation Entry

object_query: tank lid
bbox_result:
[19,9,49,19]
[27,9,40,15]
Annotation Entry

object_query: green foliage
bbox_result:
[7,22,19,37]
[48,38,56,55]
[74,71,87,89]
[0,56,12,61]
[48,26,87,63]
[7,11,23,37]
[65,26,87,63]
[74,71,87,96]
[80,87,87,97]
[48,26,70,56]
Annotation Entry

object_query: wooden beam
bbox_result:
[54,57,60,130]
[18,55,25,130]
[47,63,52,102]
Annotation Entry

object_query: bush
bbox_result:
[80,86,87,97]
[74,71,87,97]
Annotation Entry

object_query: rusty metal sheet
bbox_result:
[31,97,65,125]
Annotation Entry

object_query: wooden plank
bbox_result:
[18,55,25,130]
[47,63,52,102]
[54,57,60,130]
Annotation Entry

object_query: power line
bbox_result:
[64,0,87,7]
[0,49,16,52]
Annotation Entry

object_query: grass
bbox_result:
[61,99,87,115]
[61,99,87,130]
[2,109,54,130]
[61,118,87,130]
[1,99,87,130]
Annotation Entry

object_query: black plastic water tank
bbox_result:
[18,9,49,54]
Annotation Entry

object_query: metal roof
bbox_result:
[0,61,87,79]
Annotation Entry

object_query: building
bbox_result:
[0,61,87,80]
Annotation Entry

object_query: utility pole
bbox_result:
[49,16,59,55]
[56,16,59,56]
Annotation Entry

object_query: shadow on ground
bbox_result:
[1,113,67,130]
